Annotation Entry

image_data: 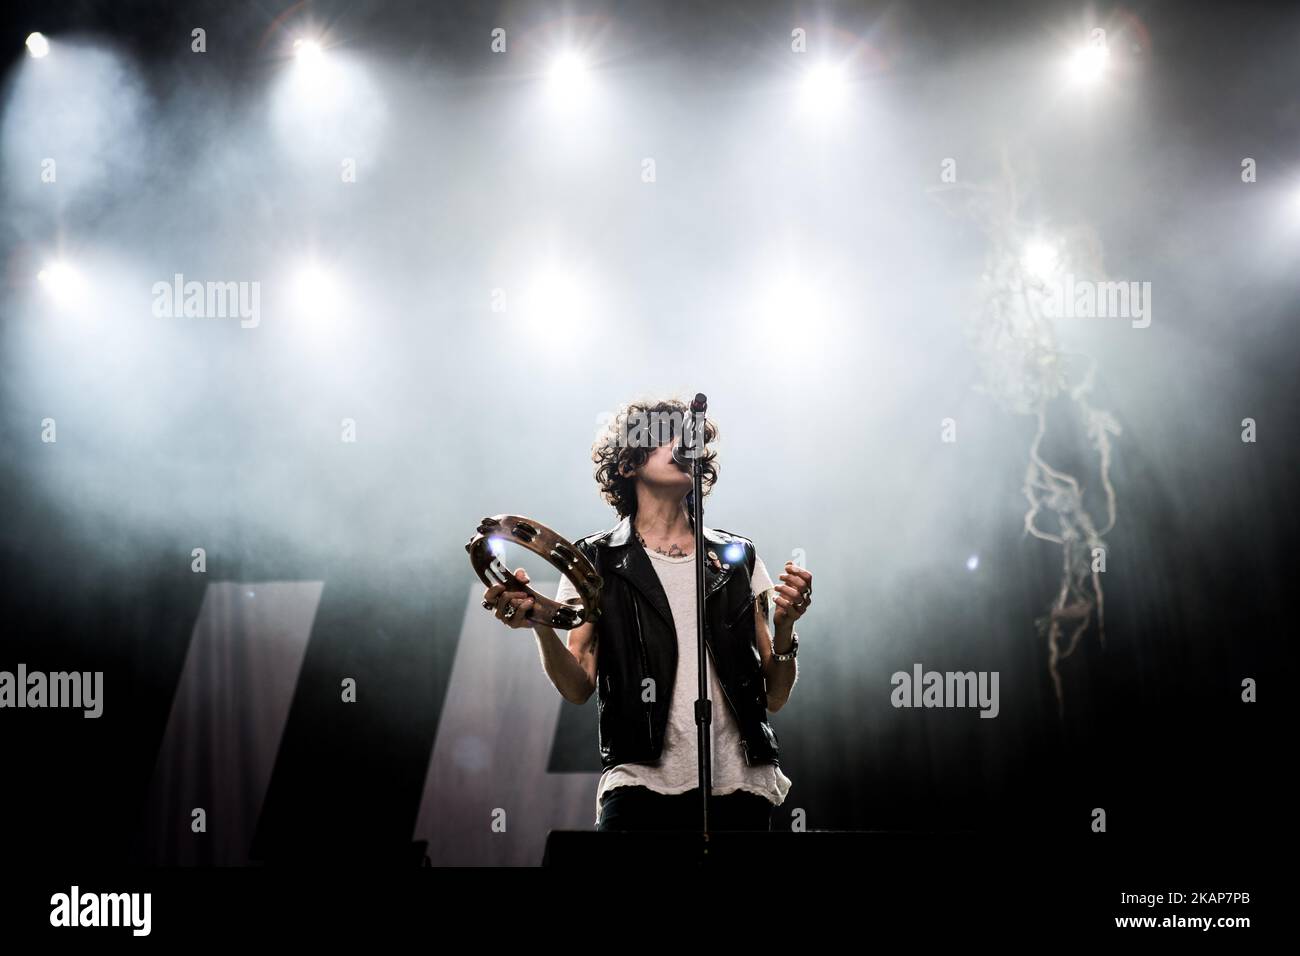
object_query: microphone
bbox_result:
[672,393,708,467]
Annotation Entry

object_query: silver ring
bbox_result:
[503,604,517,621]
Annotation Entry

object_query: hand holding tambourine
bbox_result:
[466,515,601,631]
[482,567,538,630]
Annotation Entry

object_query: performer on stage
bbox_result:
[481,397,812,831]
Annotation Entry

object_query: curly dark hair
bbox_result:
[592,396,720,519]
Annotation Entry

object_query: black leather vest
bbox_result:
[573,515,781,772]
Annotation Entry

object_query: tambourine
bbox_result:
[465,515,603,629]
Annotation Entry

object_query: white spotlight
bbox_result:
[271,42,385,160]
[1064,40,1109,87]
[525,267,590,334]
[800,62,849,115]
[759,273,818,326]
[546,51,591,103]
[1021,240,1060,283]
[292,37,326,79]
[25,32,50,59]
[37,262,85,307]
[291,262,341,320]
[293,38,323,62]
[749,268,839,360]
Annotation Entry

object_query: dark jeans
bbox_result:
[597,785,773,832]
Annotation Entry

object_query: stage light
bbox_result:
[25,32,50,59]
[293,38,324,65]
[800,62,849,115]
[1064,40,1109,87]
[525,267,590,334]
[270,43,386,163]
[966,555,980,571]
[759,273,818,326]
[546,51,591,103]
[2,43,148,208]
[290,262,341,320]
[748,267,841,359]
[37,262,85,307]
[1021,240,1060,283]
[291,38,329,86]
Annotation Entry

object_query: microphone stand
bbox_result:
[678,394,713,838]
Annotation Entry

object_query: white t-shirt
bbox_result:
[555,544,794,825]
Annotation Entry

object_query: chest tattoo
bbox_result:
[651,541,691,558]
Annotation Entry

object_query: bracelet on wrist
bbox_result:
[772,630,799,662]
